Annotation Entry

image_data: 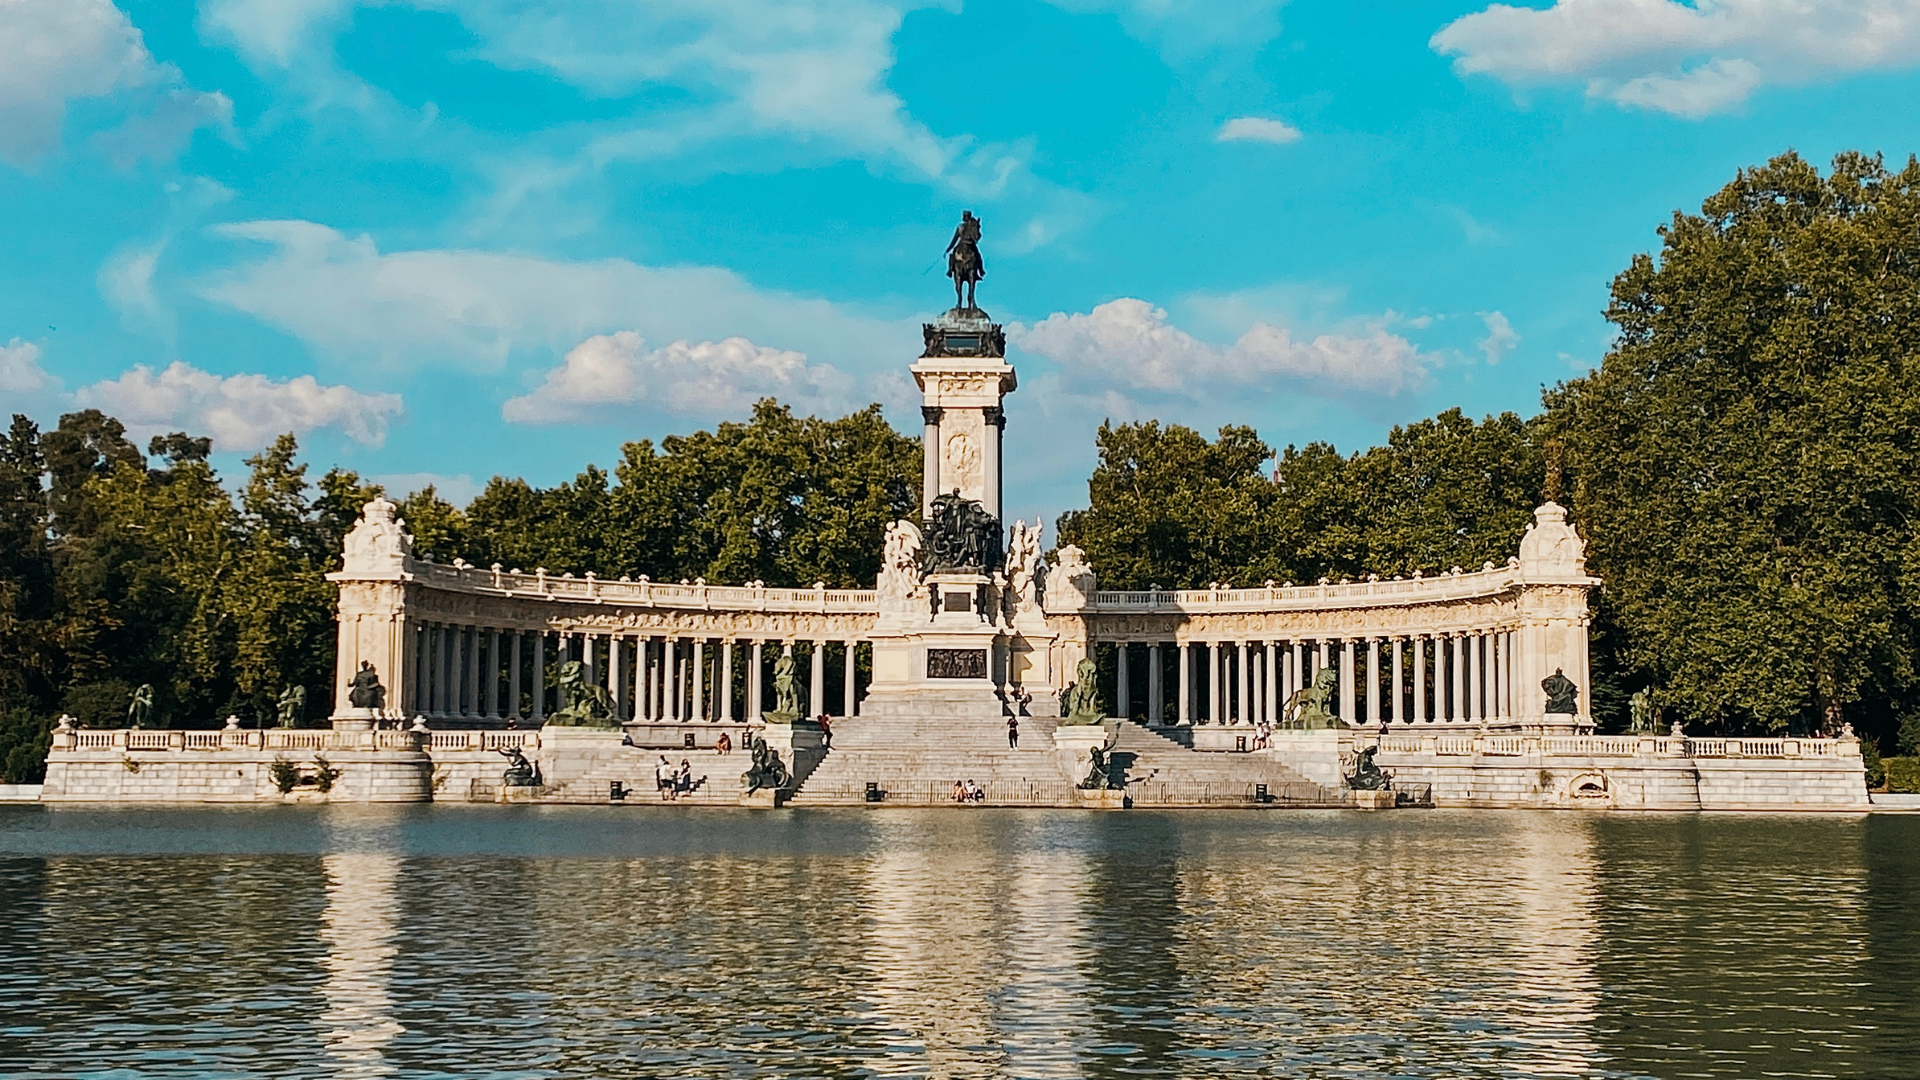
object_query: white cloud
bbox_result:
[504,331,853,423]
[100,240,168,333]
[1011,297,1426,398]
[1216,116,1301,144]
[1432,0,1920,117]
[0,339,58,394]
[74,361,403,450]
[1477,310,1519,365]
[0,0,228,165]
[199,0,1024,194]
[197,219,913,392]
[1047,1,1293,58]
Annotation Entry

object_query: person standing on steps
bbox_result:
[817,713,832,748]
[1007,715,1019,749]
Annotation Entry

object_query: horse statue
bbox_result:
[1282,667,1342,729]
[946,211,985,312]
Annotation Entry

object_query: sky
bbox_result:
[6,0,1920,531]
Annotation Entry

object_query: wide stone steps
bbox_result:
[790,714,1077,806]
[540,747,744,805]
[1107,722,1339,805]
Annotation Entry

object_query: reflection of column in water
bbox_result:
[1080,819,1185,1080]
[318,853,404,1079]
[861,816,1092,1080]
[992,847,1090,1079]
[863,841,1002,1079]
[1503,816,1600,1076]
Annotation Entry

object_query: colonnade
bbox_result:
[1102,630,1521,726]
[408,622,866,723]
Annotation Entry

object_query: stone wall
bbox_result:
[1353,732,1868,811]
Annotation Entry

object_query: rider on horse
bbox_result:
[947,211,985,310]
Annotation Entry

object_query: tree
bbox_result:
[1547,150,1920,735]
[1056,421,1281,590]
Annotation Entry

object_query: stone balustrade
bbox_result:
[1367,732,1860,759]
[1086,563,1520,614]
[51,726,428,753]
[411,560,878,612]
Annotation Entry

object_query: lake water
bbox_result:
[3,806,1916,1079]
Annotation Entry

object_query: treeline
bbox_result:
[4,150,1919,780]
[0,402,918,780]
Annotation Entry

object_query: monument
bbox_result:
[860,212,1040,722]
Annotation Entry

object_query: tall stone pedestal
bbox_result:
[865,570,1009,721]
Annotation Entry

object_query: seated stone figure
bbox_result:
[1345,746,1390,791]
[741,736,792,793]
[498,747,539,788]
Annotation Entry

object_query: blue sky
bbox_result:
[6,1,1920,530]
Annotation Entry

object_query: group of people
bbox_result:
[1252,720,1272,751]
[950,778,987,803]
[655,756,703,799]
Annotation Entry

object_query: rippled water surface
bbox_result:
[3,806,1917,1079]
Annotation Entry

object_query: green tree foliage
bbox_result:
[1058,409,1544,590]
[1547,151,1920,735]
[463,400,918,587]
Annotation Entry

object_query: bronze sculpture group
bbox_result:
[546,660,616,728]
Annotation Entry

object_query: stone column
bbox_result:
[1259,638,1274,722]
[507,630,522,720]
[1413,636,1427,723]
[692,639,706,722]
[609,635,624,721]
[810,639,826,719]
[410,625,426,714]
[1340,639,1356,724]
[530,632,545,722]
[666,638,680,721]
[642,638,656,720]
[983,406,1005,521]
[1207,641,1221,724]
[1178,643,1192,725]
[750,640,765,718]
[1449,634,1464,722]
[483,626,499,718]
[1116,643,1131,719]
[921,406,943,519]
[721,640,735,722]
[843,640,857,717]
[456,626,472,716]
[1235,641,1249,724]
[1470,633,1485,723]
[1291,641,1305,701]
[1389,637,1404,724]
[1366,637,1381,725]
[1148,643,1163,724]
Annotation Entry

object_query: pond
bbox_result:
[3,805,1915,1079]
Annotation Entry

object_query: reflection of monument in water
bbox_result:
[317,852,404,1079]
[860,815,1091,1079]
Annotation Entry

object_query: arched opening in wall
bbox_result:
[1568,772,1610,800]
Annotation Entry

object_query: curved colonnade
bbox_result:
[329,503,1600,735]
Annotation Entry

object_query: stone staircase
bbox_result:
[786,714,1342,808]
[537,742,743,805]
[1104,723,1341,806]
[787,713,1080,806]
